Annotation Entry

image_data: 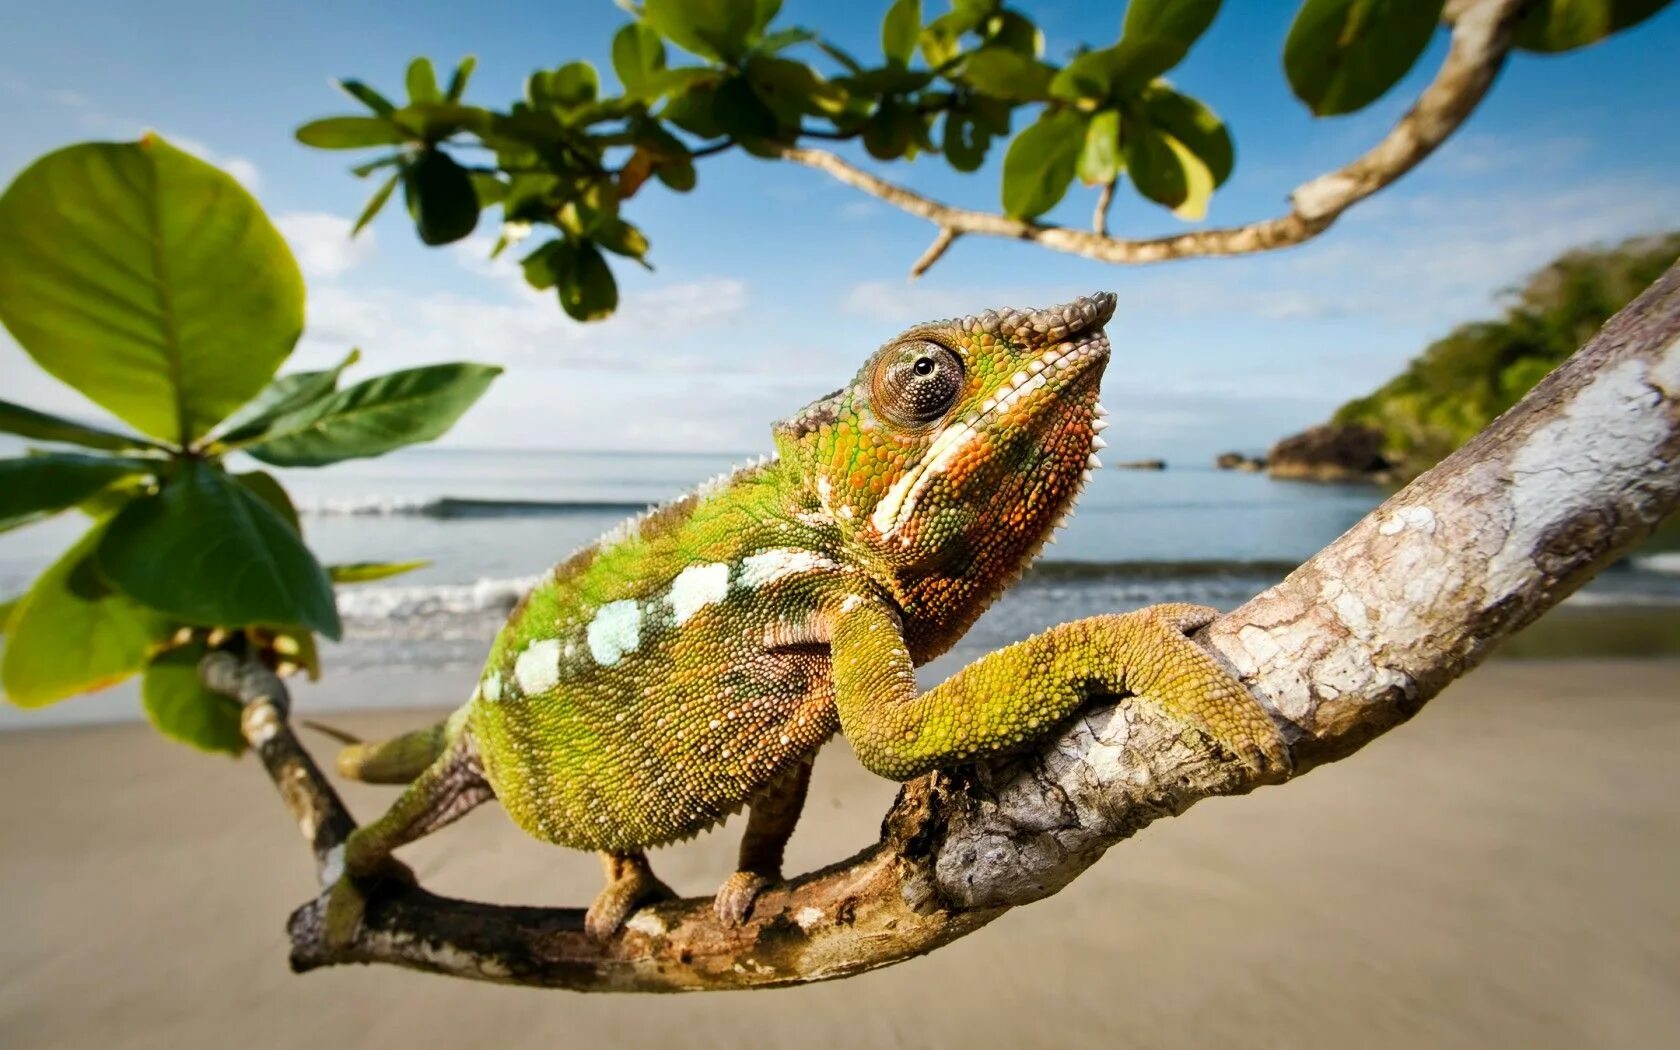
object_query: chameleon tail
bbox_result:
[334,722,451,784]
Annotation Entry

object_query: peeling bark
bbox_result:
[221,260,1680,990]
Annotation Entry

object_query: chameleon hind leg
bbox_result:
[585,851,676,940]
[833,600,1289,782]
[714,755,815,925]
[324,732,493,948]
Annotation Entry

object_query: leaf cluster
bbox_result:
[298,0,1668,320]
[0,138,498,752]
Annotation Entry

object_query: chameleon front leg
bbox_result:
[585,850,676,940]
[714,755,815,925]
[832,600,1288,782]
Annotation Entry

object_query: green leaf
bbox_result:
[1110,0,1222,90]
[353,171,401,235]
[863,100,922,160]
[0,594,18,635]
[97,461,341,639]
[0,453,156,533]
[328,560,431,584]
[1125,120,1215,220]
[1049,47,1120,101]
[712,76,781,141]
[644,0,763,61]
[594,217,652,263]
[338,79,397,116]
[403,149,479,245]
[1142,85,1233,185]
[942,111,992,172]
[553,241,619,322]
[232,470,300,530]
[295,116,409,149]
[1284,0,1446,116]
[142,640,246,755]
[985,10,1042,54]
[1513,0,1673,51]
[1001,109,1087,219]
[746,55,848,122]
[530,62,600,110]
[2,521,175,707]
[406,57,441,104]
[1077,109,1123,186]
[218,347,361,444]
[961,47,1052,101]
[241,363,502,467]
[446,55,478,101]
[0,138,305,446]
[613,22,668,91]
[0,399,156,453]
[883,0,922,64]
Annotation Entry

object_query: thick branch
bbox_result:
[238,259,1680,989]
[783,0,1528,277]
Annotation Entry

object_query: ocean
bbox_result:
[3,447,1677,726]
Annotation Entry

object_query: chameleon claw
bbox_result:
[713,870,775,926]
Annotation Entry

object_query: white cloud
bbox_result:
[277,212,375,280]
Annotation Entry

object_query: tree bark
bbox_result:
[227,259,1680,989]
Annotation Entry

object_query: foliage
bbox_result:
[299,0,1670,322]
[0,137,499,751]
[1333,232,1680,479]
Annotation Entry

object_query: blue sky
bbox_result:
[4,0,1679,459]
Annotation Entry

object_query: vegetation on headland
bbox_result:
[1332,232,1680,482]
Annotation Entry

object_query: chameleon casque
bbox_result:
[327,291,1285,943]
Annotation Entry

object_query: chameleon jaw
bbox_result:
[870,330,1111,542]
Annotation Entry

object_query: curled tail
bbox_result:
[333,722,451,784]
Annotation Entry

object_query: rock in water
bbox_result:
[1267,424,1392,483]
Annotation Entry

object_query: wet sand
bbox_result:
[2,659,1678,1049]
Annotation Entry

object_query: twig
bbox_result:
[781,0,1529,277]
[221,257,1680,988]
[1093,179,1116,237]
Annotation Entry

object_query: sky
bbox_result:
[3,0,1678,460]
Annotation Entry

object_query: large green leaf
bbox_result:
[1142,85,1233,185]
[96,461,341,639]
[882,0,922,64]
[1108,0,1222,91]
[1514,0,1674,51]
[0,453,157,532]
[613,22,668,92]
[643,0,769,62]
[142,640,247,755]
[554,242,620,322]
[1001,109,1088,219]
[1077,109,1123,186]
[295,117,409,149]
[2,521,175,707]
[961,47,1053,101]
[241,363,501,467]
[0,399,158,453]
[1284,0,1446,116]
[404,149,479,246]
[1125,120,1216,220]
[217,348,361,444]
[0,137,305,445]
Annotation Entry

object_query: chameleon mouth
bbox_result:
[871,329,1111,540]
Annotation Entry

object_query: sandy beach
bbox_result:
[3,658,1678,1049]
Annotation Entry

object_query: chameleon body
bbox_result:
[328,292,1285,941]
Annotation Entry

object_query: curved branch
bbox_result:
[235,259,1680,989]
[782,0,1529,278]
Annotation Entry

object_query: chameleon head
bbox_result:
[776,291,1114,629]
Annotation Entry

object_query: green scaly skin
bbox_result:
[326,292,1287,943]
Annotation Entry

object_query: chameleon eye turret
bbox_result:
[323,290,1284,946]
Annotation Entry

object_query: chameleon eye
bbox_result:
[871,340,963,427]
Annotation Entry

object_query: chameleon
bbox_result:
[326,291,1287,943]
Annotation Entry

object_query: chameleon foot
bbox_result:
[322,856,414,950]
[585,851,675,941]
[713,870,775,925]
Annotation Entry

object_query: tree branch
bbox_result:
[781,0,1529,279]
[225,258,1680,989]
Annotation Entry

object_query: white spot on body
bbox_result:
[739,548,838,588]
[588,600,642,665]
[514,638,562,695]
[481,671,503,703]
[668,562,730,625]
